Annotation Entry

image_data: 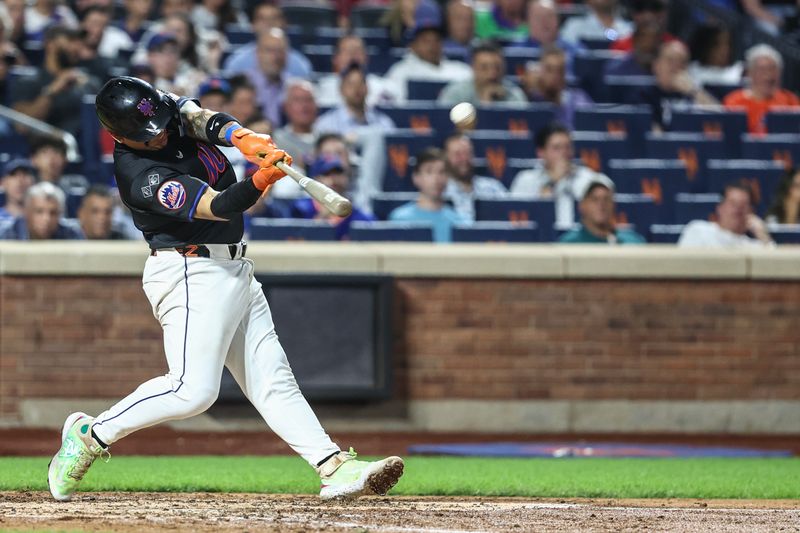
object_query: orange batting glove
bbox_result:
[251,149,293,191]
[230,127,277,165]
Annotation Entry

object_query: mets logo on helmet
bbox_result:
[137,98,155,117]
[157,180,186,210]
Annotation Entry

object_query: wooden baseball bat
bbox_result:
[275,161,353,217]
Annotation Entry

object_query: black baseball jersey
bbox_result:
[114,118,242,249]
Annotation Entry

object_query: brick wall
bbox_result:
[1,276,799,422]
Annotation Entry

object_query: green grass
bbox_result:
[1,456,798,499]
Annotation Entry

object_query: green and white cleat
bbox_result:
[47,412,108,501]
[317,448,404,500]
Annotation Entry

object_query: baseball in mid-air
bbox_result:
[449,102,476,129]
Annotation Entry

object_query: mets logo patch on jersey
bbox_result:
[157,180,186,210]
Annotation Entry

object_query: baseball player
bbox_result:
[47,76,404,501]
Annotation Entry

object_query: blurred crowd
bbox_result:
[0,0,799,247]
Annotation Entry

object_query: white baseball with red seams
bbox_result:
[449,102,476,128]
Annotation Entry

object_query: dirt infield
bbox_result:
[1,492,798,532]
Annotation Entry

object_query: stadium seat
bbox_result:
[580,38,613,50]
[377,103,454,135]
[674,193,721,224]
[452,221,540,243]
[706,159,785,215]
[285,25,341,48]
[225,25,254,45]
[669,109,748,158]
[65,188,86,218]
[301,44,335,73]
[649,224,685,243]
[476,103,556,134]
[607,159,688,222]
[613,194,656,234]
[765,110,800,134]
[474,197,556,240]
[573,106,652,155]
[383,130,438,192]
[407,79,448,101]
[502,47,540,77]
[353,27,392,51]
[80,95,103,182]
[703,82,741,102]
[282,4,338,31]
[249,219,337,241]
[645,133,726,192]
[468,131,534,183]
[0,190,5,207]
[741,133,800,171]
[573,50,625,101]
[349,221,434,242]
[767,224,800,244]
[478,157,538,188]
[371,192,418,221]
[601,75,655,105]
[572,131,629,173]
[350,6,389,29]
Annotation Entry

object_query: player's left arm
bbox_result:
[175,97,240,146]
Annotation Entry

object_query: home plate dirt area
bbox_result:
[1,492,798,532]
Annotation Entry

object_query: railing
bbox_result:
[0,104,80,163]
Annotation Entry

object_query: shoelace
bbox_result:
[67,447,111,481]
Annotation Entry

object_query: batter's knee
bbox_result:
[176,385,219,417]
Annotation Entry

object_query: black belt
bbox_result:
[150,243,247,259]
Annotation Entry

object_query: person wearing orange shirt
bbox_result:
[723,44,800,135]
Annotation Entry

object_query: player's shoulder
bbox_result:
[112,145,156,183]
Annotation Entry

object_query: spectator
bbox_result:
[560,0,633,46]
[475,0,528,41]
[144,32,204,97]
[724,44,800,135]
[227,74,261,124]
[679,182,774,247]
[29,136,89,190]
[24,0,79,43]
[5,0,26,49]
[316,64,396,137]
[317,133,354,177]
[559,176,646,244]
[315,34,401,107]
[603,22,661,77]
[512,0,582,75]
[243,27,293,128]
[389,147,466,242]
[741,0,796,36]
[443,133,507,221]
[77,185,128,240]
[522,46,593,128]
[0,158,37,222]
[160,0,193,19]
[79,5,132,60]
[273,79,319,173]
[443,0,475,60]
[687,23,743,86]
[380,0,430,46]
[385,2,472,101]
[117,0,153,44]
[10,25,100,138]
[197,76,231,112]
[0,181,82,240]
[190,0,247,32]
[635,41,718,131]
[222,2,312,81]
[291,155,375,240]
[438,40,527,106]
[766,168,800,224]
[511,123,611,226]
[163,12,226,77]
[610,0,678,53]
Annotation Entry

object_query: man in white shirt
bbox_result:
[559,0,633,45]
[316,64,396,137]
[510,123,610,227]
[443,133,507,221]
[678,182,774,247]
[385,6,472,101]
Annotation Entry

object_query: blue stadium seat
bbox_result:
[767,224,800,244]
[474,197,556,240]
[225,25,254,45]
[706,159,785,215]
[383,130,438,192]
[607,159,688,222]
[249,219,337,241]
[613,194,656,234]
[371,192,418,221]
[377,103,454,135]
[765,110,800,134]
[452,221,540,243]
[80,95,103,182]
[645,133,726,192]
[669,109,748,158]
[601,75,655,105]
[572,131,629,173]
[502,47,540,77]
[476,103,556,134]
[285,25,341,48]
[301,44,334,72]
[573,50,625,101]
[649,224,685,243]
[0,190,6,207]
[351,7,389,29]
[573,106,652,155]
[741,133,800,171]
[65,188,87,218]
[703,82,741,102]
[282,4,338,30]
[674,193,721,224]
[468,131,534,183]
[407,79,448,101]
[349,221,434,242]
[580,38,612,50]
[21,41,44,66]
[353,27,392,50]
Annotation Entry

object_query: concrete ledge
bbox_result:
[1,242,798,279]
[14,399,800,434]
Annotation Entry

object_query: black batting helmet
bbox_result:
[95,76,177,142]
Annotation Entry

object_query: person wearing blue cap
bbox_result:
[198,76,232,113]
[0,159,37,223]
[290,155,375,240]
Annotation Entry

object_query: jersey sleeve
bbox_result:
[124,164,209,221]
